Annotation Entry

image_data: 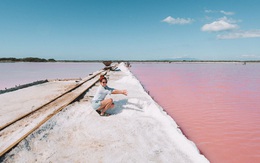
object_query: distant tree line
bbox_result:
[0,57,56,62]
[1,57,259,63]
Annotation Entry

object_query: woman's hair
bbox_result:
[99,75,107,82]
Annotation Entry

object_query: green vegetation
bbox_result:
[0,57,56,62]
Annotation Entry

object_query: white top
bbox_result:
[92,85,114,101]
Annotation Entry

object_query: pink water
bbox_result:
[131,62,260,163]
[0,62,103,90]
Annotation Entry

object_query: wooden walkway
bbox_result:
[0,69,108,157]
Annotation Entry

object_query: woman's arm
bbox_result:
[112,89,128,96]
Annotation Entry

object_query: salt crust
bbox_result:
[1,63,209,163]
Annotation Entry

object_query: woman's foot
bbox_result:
[100,112,111,116]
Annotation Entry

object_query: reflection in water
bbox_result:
[131,62,260,163]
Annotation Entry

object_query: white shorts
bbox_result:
[91,100,101,110]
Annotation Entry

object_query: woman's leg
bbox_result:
[97,98,114,115]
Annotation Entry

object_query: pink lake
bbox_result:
[0,62,103,90]
[131,62,260,163]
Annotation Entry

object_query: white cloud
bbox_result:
[220,10,235,15]
[217,30,260,39]
[205,10,215,13]
[240,54,260,59]
[201,17,238,32]
[204,9,235,15]
[162,16,194,25]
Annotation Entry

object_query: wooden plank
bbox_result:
[0,71,106,156]
[0,70,104,130]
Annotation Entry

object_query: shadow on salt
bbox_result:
[106,98,146,115]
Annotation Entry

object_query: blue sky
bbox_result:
[0,0,260,60]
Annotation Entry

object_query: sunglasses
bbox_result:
[102,81,107,84]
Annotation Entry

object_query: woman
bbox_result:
[91,75,127,116]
